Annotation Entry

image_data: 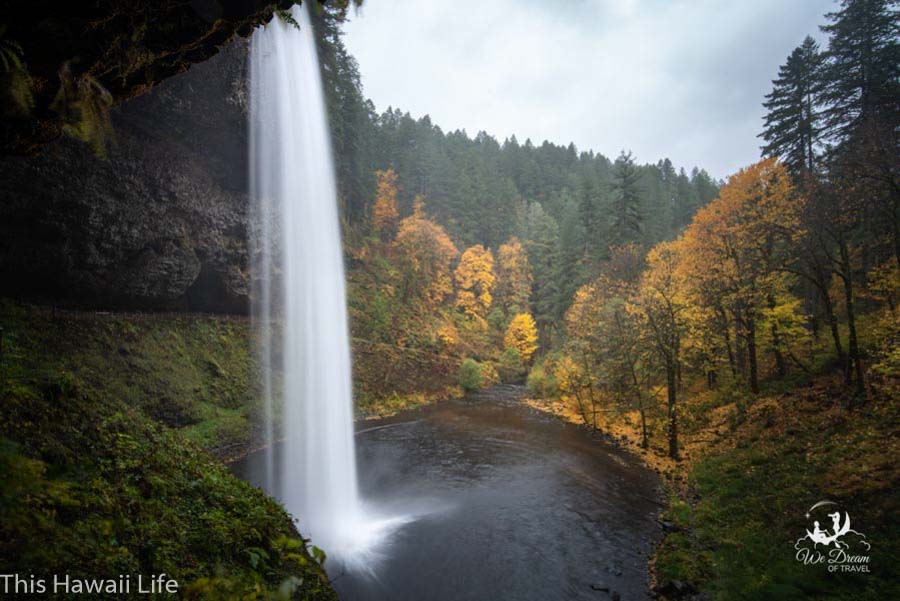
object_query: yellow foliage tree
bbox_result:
[393,198,459,307]
[372,168,399,238]
[565,277,653,441]
[631,239,691,459]
[455,244,495,319]
[495,237,533,314]
[504,313,539,362]
[676,157,802,393]
[553,355,593,426]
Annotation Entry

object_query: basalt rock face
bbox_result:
[0,40,254,313]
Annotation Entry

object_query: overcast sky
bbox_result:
[342,0,835,179]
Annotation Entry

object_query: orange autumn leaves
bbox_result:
[372,169,400,238]
[394,197,459,307]
[495,237,533,314]
[454,245,495,319]
[504,313,538,362]
[371,172,537,353]
[562,158,805,457]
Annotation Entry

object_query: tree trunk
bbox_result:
[707,370,717,389]
[767,294,788,379]
[639,407,649,449]
[719,307,736,377]
[839,241,865,399]
[629,364,649,449]
[821,286,848,383]
[746,315,760,394]
[580,352,598,430]
[666,357,678,459]
[573,388,590,427]
[735,313,747,379]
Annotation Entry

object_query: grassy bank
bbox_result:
[0,301,260,456]
[0,301,335,599]
[652,377,899,600]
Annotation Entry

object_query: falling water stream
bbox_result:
[249,4,403,566]
[244,6,661,597]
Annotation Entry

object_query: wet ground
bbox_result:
[233,385,662,601]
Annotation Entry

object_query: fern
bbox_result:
[51,64,114,157]
[0,25,24,73]
[276,9,302,30]
[0,24,33,115]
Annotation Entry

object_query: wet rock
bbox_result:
[659,520,683,533]
[654,579,698,598]
[2,1,296,154]
[0,42,253,312]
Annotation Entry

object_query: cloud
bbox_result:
[342,0,833,178]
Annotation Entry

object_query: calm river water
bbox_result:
[232,385,661,601]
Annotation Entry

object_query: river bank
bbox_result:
[525,377,900,600]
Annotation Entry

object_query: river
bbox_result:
[233,385,661,600]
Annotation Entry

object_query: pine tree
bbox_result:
[524,202,561,347]
[673,168,700,230]
[609,151,643,246]
[819,0,900,274]
[577,176,605,264]
[819,0,899,145]
[760,36,824,174]
[556,193,589,319]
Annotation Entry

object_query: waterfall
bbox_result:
[248,4,386,563]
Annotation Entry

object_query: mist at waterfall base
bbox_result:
[248,5,411,571]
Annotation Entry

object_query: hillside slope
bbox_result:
[0,301,338,598]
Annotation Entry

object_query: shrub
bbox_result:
[459,358,483,391]
[480,361,500,387]
[497,347,525,383]
[486,308,507,331]
[526,363,558,398]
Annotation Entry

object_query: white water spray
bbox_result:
[249,4,401,563]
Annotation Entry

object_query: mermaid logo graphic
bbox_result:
[794,500,871,573]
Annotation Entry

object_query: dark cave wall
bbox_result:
[0,40,253,313]
[1,0,295,155]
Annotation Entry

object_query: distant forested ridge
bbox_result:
[312,8,719,340]
[528,0,898,463]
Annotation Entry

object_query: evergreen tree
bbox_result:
[313,7,375,226]
[820,0,900,267]
[673,168,700,230]
[760,36,824,174]
[609,151,644,246]
[524,203,561,348]
[556,192,589,320]
[577,176,606,264]
[819,0,899,145]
